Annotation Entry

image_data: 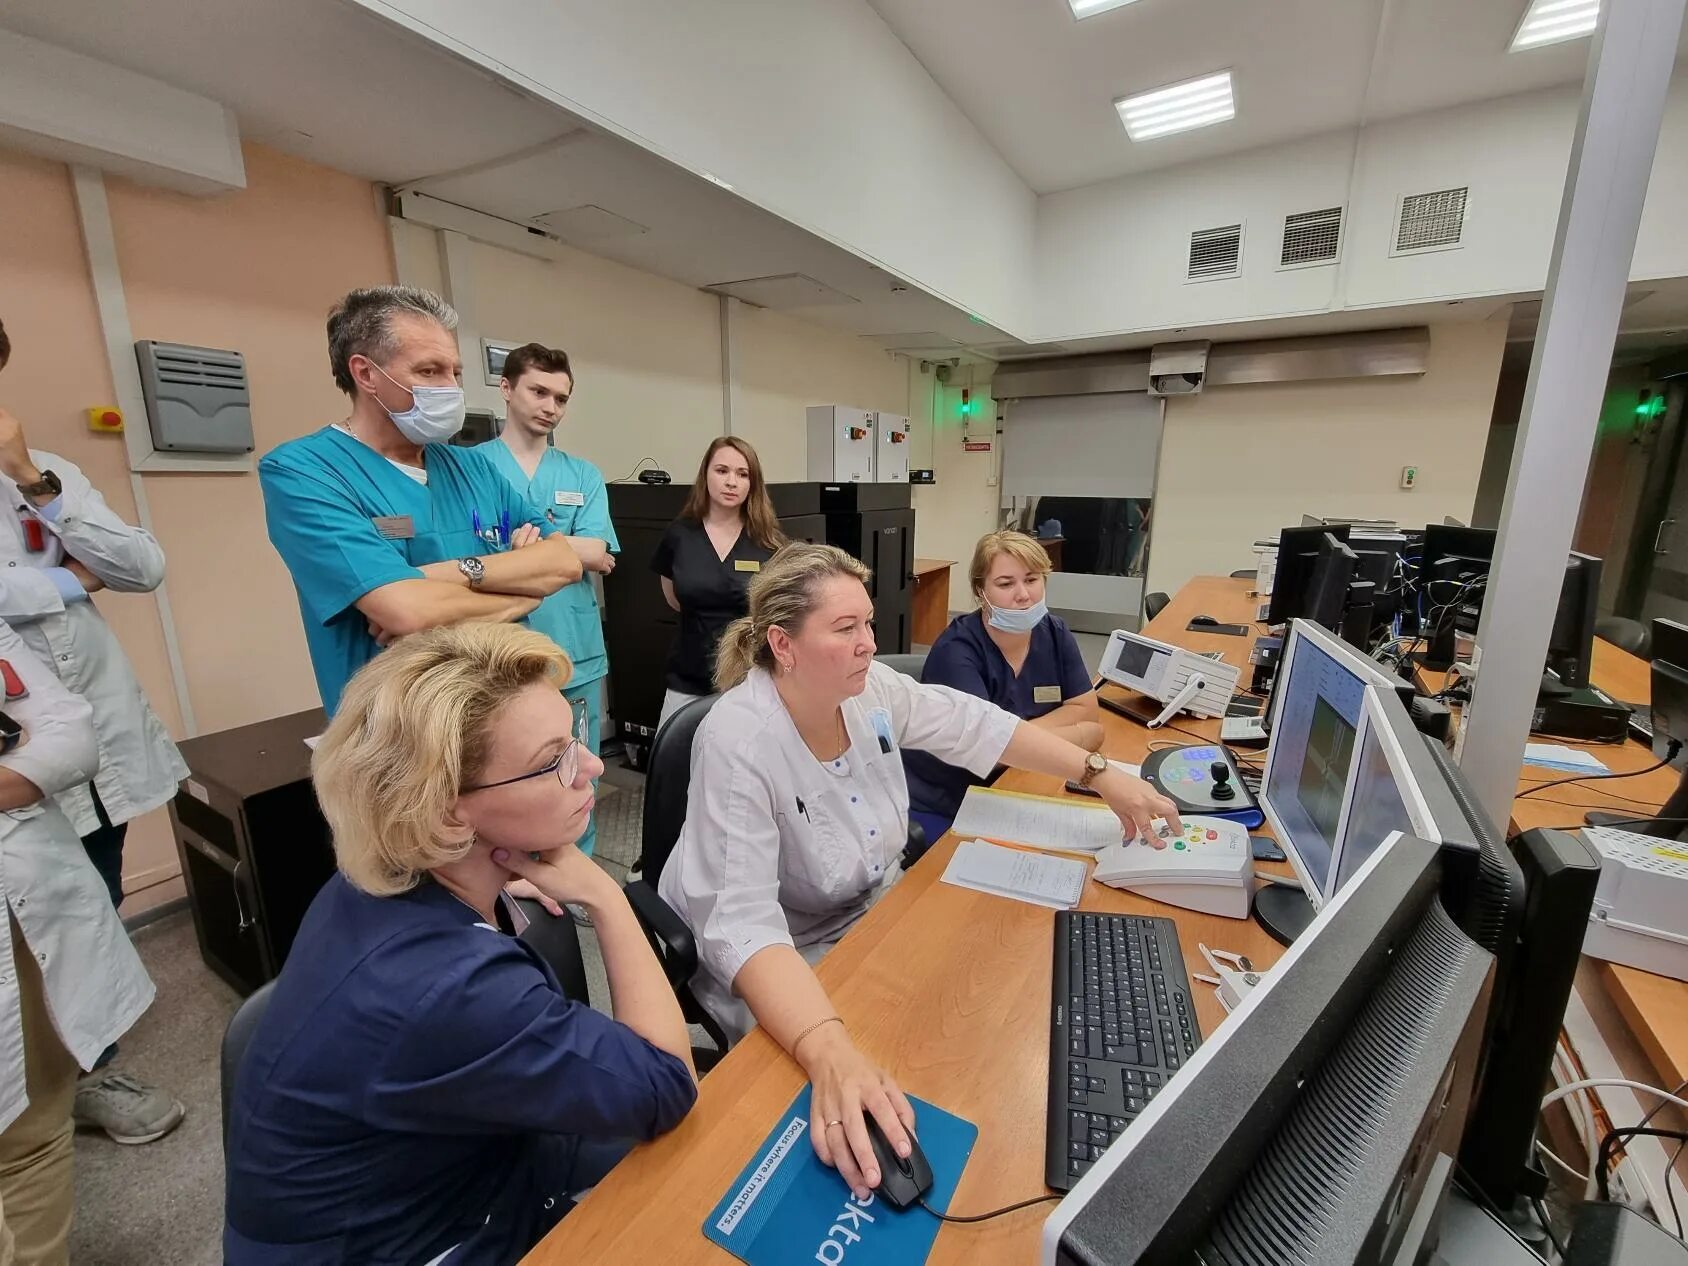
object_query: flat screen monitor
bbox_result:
[1260,621,1400,902]
[1328,688,1443,896]
[1543,552,1602,690]
[1266,524,1351,627]
[1041,830,1494,1266]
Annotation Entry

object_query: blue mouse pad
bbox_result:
[702,1087,978,1266]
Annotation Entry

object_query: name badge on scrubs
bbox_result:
[734,559,761,573]
[1033,684,1062,704]
[554,490,585,507]
[372,515,415,540]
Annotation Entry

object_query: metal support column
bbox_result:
[1459,0,1686,826]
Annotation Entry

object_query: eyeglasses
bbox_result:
[463,701,590,793]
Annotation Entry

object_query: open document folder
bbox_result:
[950,785,1128,855]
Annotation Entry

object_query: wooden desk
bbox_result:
[1040,536,1064,572]
[911,558,955,646]
[526,576,1283,1263]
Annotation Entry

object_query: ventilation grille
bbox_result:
[1280,207,1343,268]
[1187,224,1243,281]
[151,347,247,391]
[1395,187,1469,254]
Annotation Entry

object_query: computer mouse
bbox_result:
[1190,614,1220,627]
[863,1115,932,1210]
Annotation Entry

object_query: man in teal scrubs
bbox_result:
[259,287,582,716]
[483,344,618,858]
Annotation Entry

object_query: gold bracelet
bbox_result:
[791,1015,843,1054]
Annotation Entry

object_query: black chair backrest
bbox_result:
[513,898,591,1006]
[1230,568,1257,579]
[220,980,276,1146]
[1144,592,1171,621]
[1595,615,1651,660]
[875,652,928,679]
[640,694,719,879]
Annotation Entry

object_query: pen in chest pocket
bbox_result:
[795,796,810,823]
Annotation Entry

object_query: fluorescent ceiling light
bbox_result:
[1115,71,1236,142]
[1510,0,1600,50]
[1068,0,1146,17]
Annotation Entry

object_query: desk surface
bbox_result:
[526,576,1286,1263]
[527,576,1688,1263]
[913,557,956,577]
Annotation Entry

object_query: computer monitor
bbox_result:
[1415,525,1496,669]
[1327,688,1444,895]
[1543,552,1603,692]
[1306,532,1358,632]
[1041,829,1495,1266]
[1257,620,1408,943]
[1266,524,1351,627]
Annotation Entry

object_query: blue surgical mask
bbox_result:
[985,597,1048,634]
[370,362,466,445]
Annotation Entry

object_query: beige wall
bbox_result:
[906,362,1001,612]
[730,302,907,481]
[399,227,913,487]
[0,140,394,912]
[1144,317,1510,597]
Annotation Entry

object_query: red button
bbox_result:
[1206,830,1218,841]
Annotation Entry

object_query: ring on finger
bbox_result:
[824,1119,844,1129]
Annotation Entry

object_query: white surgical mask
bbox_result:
[985,597,1048,634]
[370,361,466,445]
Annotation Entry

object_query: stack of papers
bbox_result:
[1523,743,1608,774]
[940,839,1089,910]
[951,784,1125,854]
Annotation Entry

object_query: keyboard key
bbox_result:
[1109,1116,1128,1131]
[1088,1113,1109,1129]
[1069,1140,1089,1159]
[1089,1144,1107,1161]
[1070,1110,1089,1136]
[1069,1087,1087,1106]
[1125,1095,1145,1113]
[1069,1158,1085,1178]
[1087,1077,1107,1092]
[1104,1045,1137,1063]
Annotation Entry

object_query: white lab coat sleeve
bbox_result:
[0,568,69,625]
[870,660,1018,777]
[0,621,98,801]
[671,737,793,991]
[26,452,166,593]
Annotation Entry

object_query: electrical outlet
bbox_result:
[1400,465,1418,490]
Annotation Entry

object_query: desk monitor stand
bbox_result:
[1252,883,1315,947]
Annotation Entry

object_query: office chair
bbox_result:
[875,651,928,679]
[1595,615,1651,660]
[1229,568,1257,579]
[623,694,732,1062]
[220,980,276,1146]
[1144,592,1170,621]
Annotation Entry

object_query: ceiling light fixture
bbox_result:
[1115,71,1236,142]
[1067,0,1146,18]
[1509,0,1600,51]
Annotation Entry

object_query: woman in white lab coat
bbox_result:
[657,543,1176,1202]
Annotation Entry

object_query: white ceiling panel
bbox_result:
[865,0,1686,193]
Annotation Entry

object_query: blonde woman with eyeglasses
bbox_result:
[223,623,696,1265]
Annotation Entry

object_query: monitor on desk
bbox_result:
[1266,524,1351,627]
[1041,830,1495,1266]
[1256,620,1409,942]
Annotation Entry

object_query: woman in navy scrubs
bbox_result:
[904,530,1102,840]
[223,624,696,1265]
[651,435,786,727]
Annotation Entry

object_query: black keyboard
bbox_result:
[1046,910,1200,1190]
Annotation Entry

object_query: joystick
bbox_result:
[1210,760,1235,801]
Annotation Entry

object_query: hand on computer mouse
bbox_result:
[799,1024,917,1202]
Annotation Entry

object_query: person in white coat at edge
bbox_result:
[0,316,187,1145]
[658,542,1178,1203]
[0,620,154,1264]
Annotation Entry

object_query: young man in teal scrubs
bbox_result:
[483,345,618,859]
[259,288,582,716]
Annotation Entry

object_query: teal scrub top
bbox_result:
[259,427,554,715]
[483,441,619,686]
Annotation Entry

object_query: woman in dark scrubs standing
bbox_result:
[652,435,786,727]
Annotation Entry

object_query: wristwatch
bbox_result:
[1078,750,1109,789]
[16,470,61,500]
[457,556,486,589]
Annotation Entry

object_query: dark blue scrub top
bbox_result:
[903,611,1093,822]
[223,874,696,1266]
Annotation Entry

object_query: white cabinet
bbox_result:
[806,405,876,483]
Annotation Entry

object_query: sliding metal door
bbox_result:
[1000,392,1163,633]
